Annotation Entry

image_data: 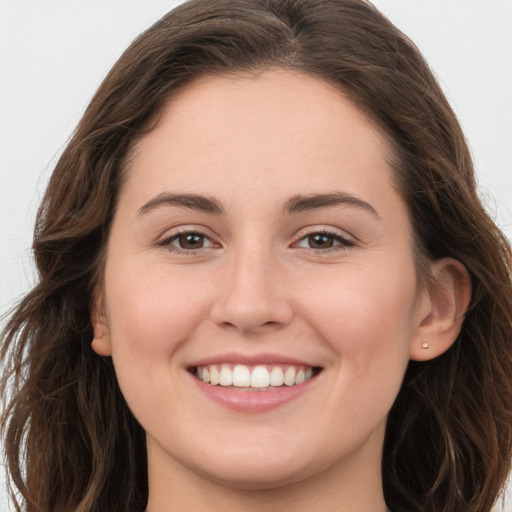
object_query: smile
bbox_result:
[194,364,319,390]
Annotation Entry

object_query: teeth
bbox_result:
[233,364,251,387]
[251,365,270,388]
[210,365,220,385]
[295,368,305,385]
[219,364,233,386]
[195,363,317,389]
[283,367,295,386]
[270,366,284,386]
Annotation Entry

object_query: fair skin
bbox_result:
[92,70,470,512]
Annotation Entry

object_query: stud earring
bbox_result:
[421,341,429,349]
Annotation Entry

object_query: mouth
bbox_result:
[191,363,322,391]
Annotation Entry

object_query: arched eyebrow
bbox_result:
[137,193,225,216]
[282,192,380,218]
[137,191,379,218]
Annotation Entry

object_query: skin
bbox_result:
[92,70,470,512]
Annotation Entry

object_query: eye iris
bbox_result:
[179,233,204,249]
[308,234,333,249]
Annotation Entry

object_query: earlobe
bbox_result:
[90,292,112,357]
[91,332,112,357]
[410,258,471,361]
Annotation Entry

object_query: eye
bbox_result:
[305,233,336,249]
[175,232,208,250]
[294,230,353,251]
[158,230,217,253]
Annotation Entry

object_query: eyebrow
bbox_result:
[138,193,225,216]
[137,191,379,218]
[282,192,380,218]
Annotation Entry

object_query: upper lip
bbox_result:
[188,352,321,368]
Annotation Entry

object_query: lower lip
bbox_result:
[190,373,318,413]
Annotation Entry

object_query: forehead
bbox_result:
[123,69,398,207]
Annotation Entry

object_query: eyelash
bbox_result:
[157,228,217,255]
[293,229,354,253]
[157,228,354,255]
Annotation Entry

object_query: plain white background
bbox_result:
[1,1,511,510]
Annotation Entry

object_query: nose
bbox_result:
[210,245,294,334]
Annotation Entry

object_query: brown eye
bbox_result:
[178,233,205,249]
[307,234,334,249]
[294,230,353,252]
[159,231,216,253]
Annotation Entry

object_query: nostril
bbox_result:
[214,318,287,334]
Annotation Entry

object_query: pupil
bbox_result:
[179,233,203,249]
[309,234,333,249]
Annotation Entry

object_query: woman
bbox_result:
[1,1,511,511]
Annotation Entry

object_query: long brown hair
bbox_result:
[2,1,511,511]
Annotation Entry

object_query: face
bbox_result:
[94,70,433,491]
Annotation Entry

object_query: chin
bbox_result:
[197,461,310,491]
[171,439,313,491]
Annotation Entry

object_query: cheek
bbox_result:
[300,258,418,370]
[102,259,214,427]
[104,257,213,359]
[307,264,417,431]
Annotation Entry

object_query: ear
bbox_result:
[410,258,471,361]
[90,291,112,357]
